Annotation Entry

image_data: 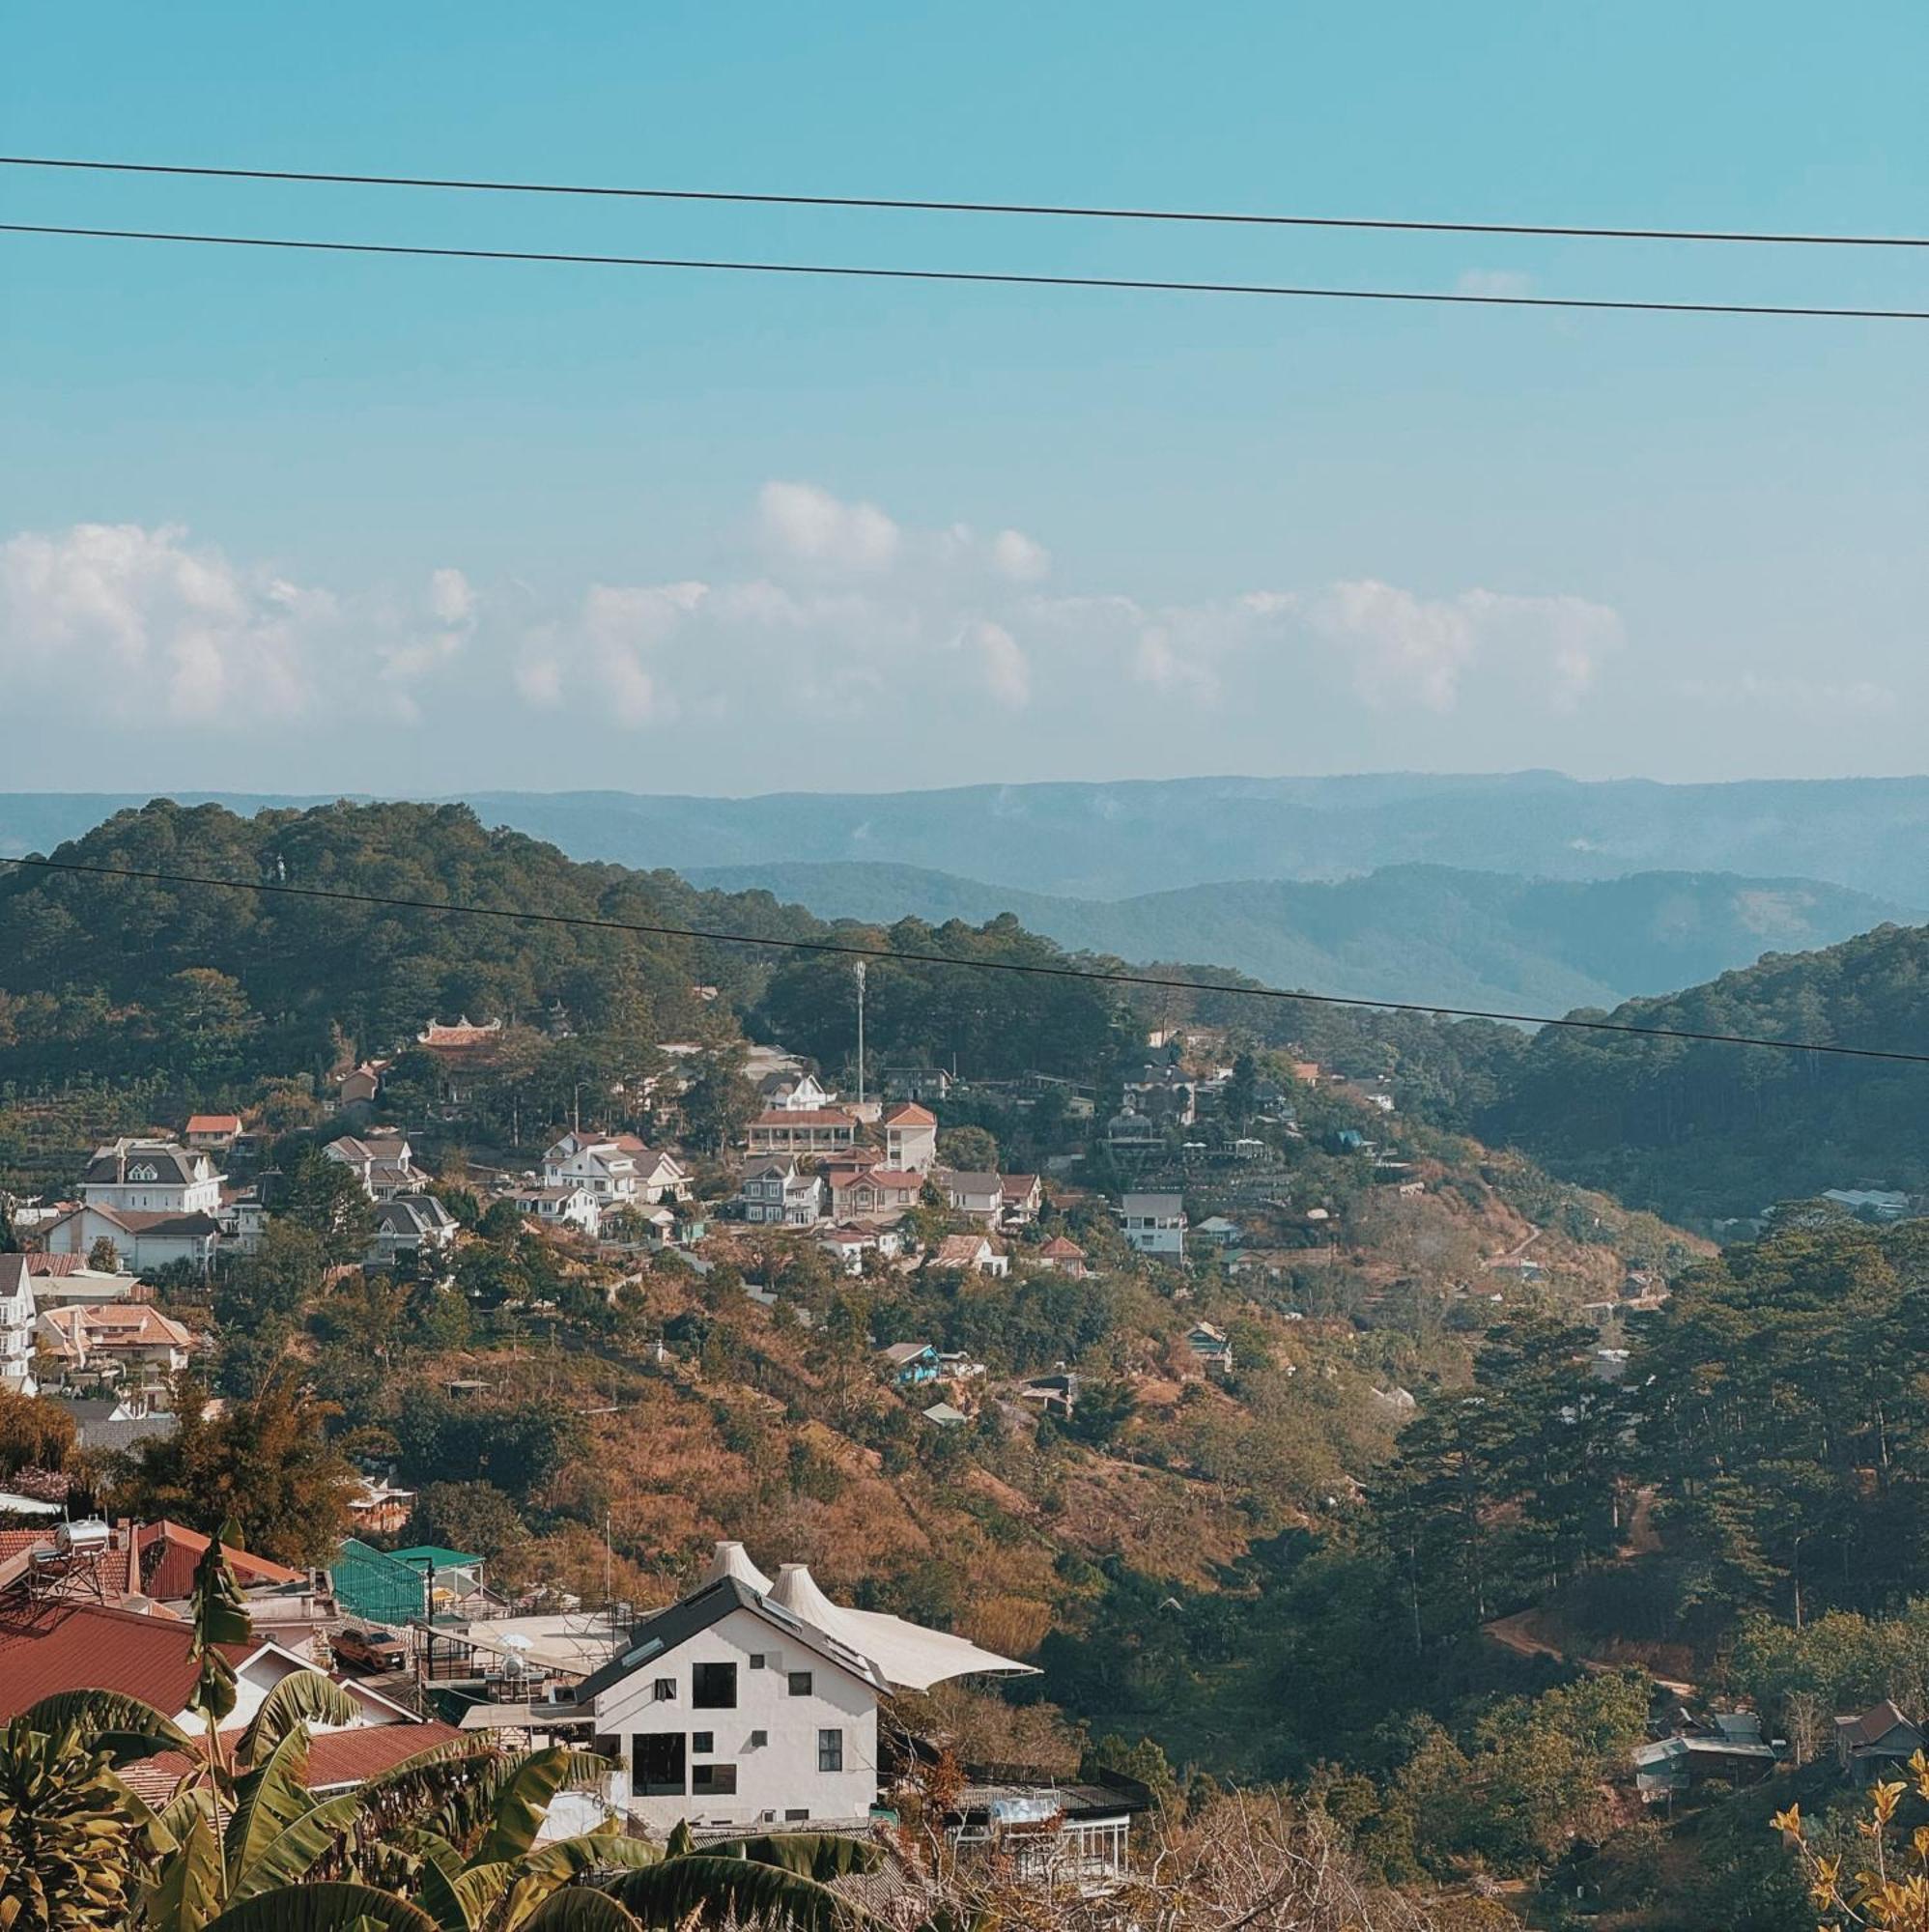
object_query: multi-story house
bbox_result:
[324,1132,425,1202]
[0,1255,37,1396]
[746,1110,859,1158]
[370,1195,461,1264]
[544,1133,692,1208]
[934,1170,1004,1227]
[827,1165,923,1223]
[573,1544,1032,1833]
[736,1159,826,1227]
[881,1103,939,1174]
[1120,1191,1187,1261]
[513,1182,604,1239]
[45,1139,227,1275]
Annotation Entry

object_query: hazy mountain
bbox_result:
[683,860,1911,1012]
[10,773,1929,901]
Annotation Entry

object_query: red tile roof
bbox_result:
[125,1717,465,1801]
[0,1601,254,1719]
[1039,1236,1087,1258]
[184,1115,242,1134]
[884,1103,937,1126]
[134,1520,303,1600]
[751,1109,856,1128]
[302,1719,464,1788]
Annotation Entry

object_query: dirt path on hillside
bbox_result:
[1484,1606,1695,1697]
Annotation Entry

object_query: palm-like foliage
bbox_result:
[2,1530,907,1932]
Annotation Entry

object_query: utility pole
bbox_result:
[854,960,866,1108]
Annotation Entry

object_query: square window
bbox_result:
[692,1732,714,1754]
[787,1670,813,1697]
[750,1729,768,1747]
[692,1764,738,1796]
[652,1679,675,1703]
[693,1662,737,1710]
[818,1729,843,1774]
[749,1653,766,1670]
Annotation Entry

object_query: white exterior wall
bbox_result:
[594,1605,879,1832]
[0,1276,37,1396]
[885,1122,937,1173]
[49,1207,215,1273]
[83,1172,222,1215]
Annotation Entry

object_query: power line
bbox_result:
[5,154,1926,251]
[3,851,1924,1067]
[7,221,1929,323]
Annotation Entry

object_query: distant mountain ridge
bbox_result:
[682,859,1912,1013]
[9,771,1929,900]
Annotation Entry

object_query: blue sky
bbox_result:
[4,3,1926,794]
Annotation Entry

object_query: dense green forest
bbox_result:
[0,800,1129,1114]
[1480,922,1929,1221]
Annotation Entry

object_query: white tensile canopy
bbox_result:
[702,1540,775,1594]
[764,1560,1037,1692]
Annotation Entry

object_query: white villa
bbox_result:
[576,1544,1034,1833]
[543,1133,691,1208]
[324,1131,426,1201]
[44,1139,227,1274]
[881,1103,939,1174]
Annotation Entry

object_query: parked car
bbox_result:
[331,1626,407,1672]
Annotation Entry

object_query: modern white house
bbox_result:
[1120,1192,1187,1261]
[0,1256,38,1396]
[575,1545,1032,1833]
[758,1071,839,1115]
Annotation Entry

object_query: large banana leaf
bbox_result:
[595,1856,872,1931]
[469,1749,611,1868]
[238,1671,360,1767]
[223,1726,317,1888]
[204,1880,443,1932]
[702,1835,883,1881]
[230,1786,374,1900]
[491,1832,663,1929]
[146,1804,225,1932]
[516,1891,646,1932]
[187,1529,253,1730]
[20,1688,193,1762]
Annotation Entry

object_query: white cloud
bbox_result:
[965,620,1032,709]
[0,492,1627,768]
[0,522,317,724]
[1311,580,1619,712]
[757,481,899,572]
[990,528,1051,582]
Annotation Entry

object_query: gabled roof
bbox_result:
[184,1115,243,1135]
[1839,1699,1920,1748]
[883,1103,937,1127]
[58,1207,222,1239]
[574,1576,888,1705]
[880,1341,936,1367]
[1037,1236,1086,1259]
[940,1171,1002,1197]
[0,1601,256,1719]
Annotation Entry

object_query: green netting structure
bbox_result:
[333,1537,429,1627]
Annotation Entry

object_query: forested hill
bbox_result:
[685,859,1904,1014]
[0,800,1129,1103]
[1480,920,1929,1223]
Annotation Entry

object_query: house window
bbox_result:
[818,1729,843,1774]
[692,1764,738,1796]
[633,1733,686,1797]
[693,1662,737,1709]
[749,1654,766,1669]
[785,1807,809,1822]
[750,1729,768,1748]
[692,1732,714,1754]
[787,1671,813,1697]
[652,1679,675,1702]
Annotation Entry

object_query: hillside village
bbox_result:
[4,802,1923,1929]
